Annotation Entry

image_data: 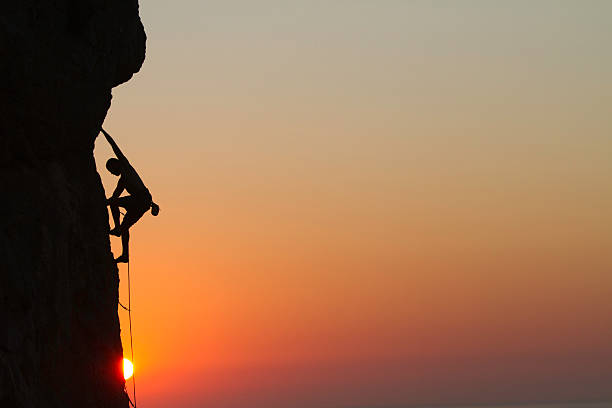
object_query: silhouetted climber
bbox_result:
[101,128,159,263]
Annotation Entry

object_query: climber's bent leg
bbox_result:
[113,196,149,263]
[120,210,144,232]
[114,212,138,263]
[108,196,135,236]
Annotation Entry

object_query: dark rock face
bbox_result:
[0,1,146,407]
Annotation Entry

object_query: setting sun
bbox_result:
[123,358,134,381]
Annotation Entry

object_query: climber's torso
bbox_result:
[121,162,150,198]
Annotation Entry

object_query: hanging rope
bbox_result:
[127,259,137,407]
[116,208,138,406]
[125,259,136,408]
[119,257,137,407]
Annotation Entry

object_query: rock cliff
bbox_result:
[0,1,146,407]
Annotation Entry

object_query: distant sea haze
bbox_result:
[349,403,612,408]
[406,403,612,408]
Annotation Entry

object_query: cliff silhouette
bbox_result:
[0,1,146,407]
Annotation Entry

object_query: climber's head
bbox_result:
[106,158,122,176]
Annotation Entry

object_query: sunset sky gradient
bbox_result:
[95,2,612,407]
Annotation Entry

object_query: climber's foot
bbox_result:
[115,254,129,263]
[109,227,121,237]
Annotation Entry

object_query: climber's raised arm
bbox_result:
[100,128,128,164]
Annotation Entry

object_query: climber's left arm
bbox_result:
[107,178,125,203]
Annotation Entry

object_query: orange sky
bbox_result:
[95,2,612,407]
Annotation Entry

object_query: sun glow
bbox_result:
[123,358,134,380]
